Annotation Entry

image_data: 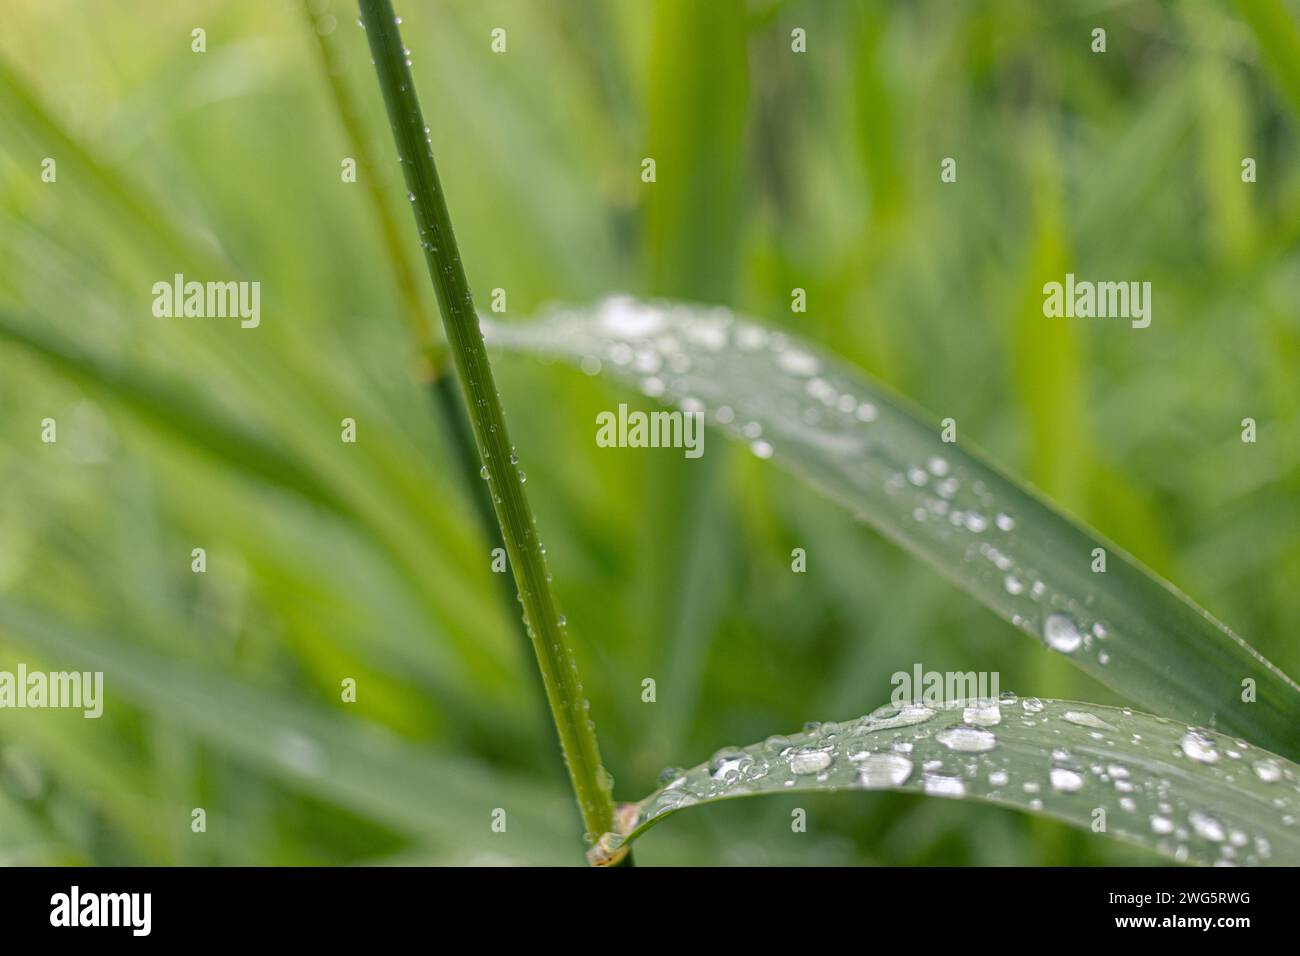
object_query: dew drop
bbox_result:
[936,726,997,753]
[1188,810,1225,842]
[1049,767,1084,792]
[867,704,935,730]
[776,348,819,376]
[646,789,696,819]
[962,701,1001,727]
[1062,710,1115,731]
[789,748,833,775]
[857,752,913,788]
[923,773,966,798]
[1180,732,1220,764]
[1044,614,1083,653]
[1253,759,1282,783]
[764,734,791,755]
[709,748,748,780]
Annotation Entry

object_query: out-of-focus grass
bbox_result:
[1,0,1298,865]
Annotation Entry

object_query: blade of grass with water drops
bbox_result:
[485,297,1300,762]
[591,696,1300,866]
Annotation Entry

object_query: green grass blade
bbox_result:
[302,2,553,734]
[0,310,348,514]
[355,0,615,848]
[597,696,1300,866]
[1234,0,1300,119]
[0,603,577,864]
[486,298,1300,761]
[0,309,526,700]
[638,0,749,769]
[302,0,441,365]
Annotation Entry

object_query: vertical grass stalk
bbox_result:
[304,0,442,376]
[304,2,557,758]
[356,0,615,847]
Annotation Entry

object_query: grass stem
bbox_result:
[304,1,557,764]
[356,0,616,847]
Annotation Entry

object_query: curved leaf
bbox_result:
[486,297,1300,761]
[595,696,1300,866]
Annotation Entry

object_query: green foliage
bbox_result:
[603,697,1300,867]
[356,0,615,842]
[1,0,1299,866]
[489,299,1300,761]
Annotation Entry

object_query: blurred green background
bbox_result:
[2,0,1299,865]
